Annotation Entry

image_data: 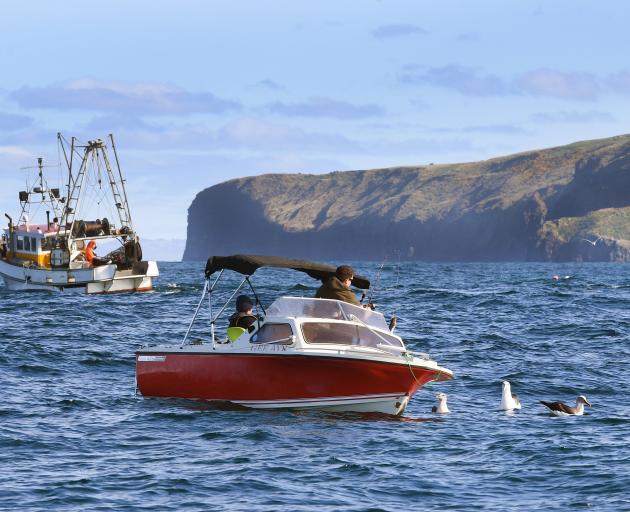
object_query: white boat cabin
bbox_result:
[223,297,405,353]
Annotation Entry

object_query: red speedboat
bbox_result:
[136,255,453,415]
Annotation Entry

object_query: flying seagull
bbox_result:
[431,392,450,414]
[500,381,521,411]
[581,237,601,246]
[540,395,591,416]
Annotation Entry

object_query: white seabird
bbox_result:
[581,237,601,246]
[500,381,521,411]
[540,395,591,416]
[431,392,450,414]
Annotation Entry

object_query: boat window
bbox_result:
[31,237,38,252]
[16,236,24,251]
[267,297,389,331]
[250,323,294,345]
[41,238,51,251]
[302,322,358,345]
[302,322,404,349]
[24,237,30,251]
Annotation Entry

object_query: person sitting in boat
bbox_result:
[85,240,107,267]
[315,265,362,306]
[228,295,257,329]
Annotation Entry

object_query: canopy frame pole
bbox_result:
[208,269,224,294]
[245,276,266,331]
[208,269,224,350]
[181,279,209,346]
[245,276,266,316]
[211,276,248,326]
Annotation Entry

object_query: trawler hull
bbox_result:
[0,259,158,293]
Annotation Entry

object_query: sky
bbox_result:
[1,0,629,244]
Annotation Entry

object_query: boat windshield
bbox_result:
[266,297,389,331]
[301,321,404,349]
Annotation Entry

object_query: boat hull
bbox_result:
[136,352,450,415]
[0,259,158,293]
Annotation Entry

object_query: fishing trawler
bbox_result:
[0,134,158,293]
[136,255,452,415]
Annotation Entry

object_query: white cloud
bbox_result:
[267,97,384,119]
[531,110,615,124]
[463,124,528,135]
[399,65,509,96]
[400,65,603,101]
[608,71,630,95]
[0,145,33,158]
[516,69,599,101]
[81,116,363,154]
[216,118,362,152]
[10,78,241,116]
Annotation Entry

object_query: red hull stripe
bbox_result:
[136,352,445,402]
[137,350,451,376]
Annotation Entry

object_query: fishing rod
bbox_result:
[366,258,386,306]
[388,252,402,332]
[364,253,403,332]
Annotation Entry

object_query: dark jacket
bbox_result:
[315,276,361,306]
[229,312,257,329]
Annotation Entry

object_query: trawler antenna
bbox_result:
[108,133,134,231]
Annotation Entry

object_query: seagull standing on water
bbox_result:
[500,381,521,411]
[540,395,591,416]
[432,392,450,414]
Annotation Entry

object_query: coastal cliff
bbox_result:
[183,134,630,262]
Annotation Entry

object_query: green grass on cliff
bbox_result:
[541,206,630,242]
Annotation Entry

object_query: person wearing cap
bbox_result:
[315,265,361,306]
[229,295,257,329]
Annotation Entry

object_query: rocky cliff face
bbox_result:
[183,134,630,262]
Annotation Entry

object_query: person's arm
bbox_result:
[340,288,361,306]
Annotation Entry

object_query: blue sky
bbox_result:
[1,0,629,240]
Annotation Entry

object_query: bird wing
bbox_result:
[540,401,574,414]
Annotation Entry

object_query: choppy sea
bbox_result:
[1,262,629,511]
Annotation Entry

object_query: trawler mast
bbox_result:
[59,134,135,252]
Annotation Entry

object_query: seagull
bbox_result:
[500,381,521,411]
[540,395,591,416]
[581,237,601,246]
[431,392,450,414]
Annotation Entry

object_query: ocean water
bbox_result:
[1,261,629,511]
